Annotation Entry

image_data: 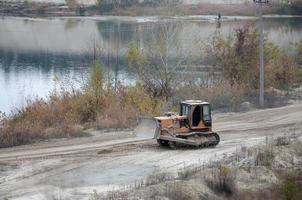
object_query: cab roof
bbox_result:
[181,100,209,105]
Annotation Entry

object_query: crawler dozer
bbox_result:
[154,100,220,147]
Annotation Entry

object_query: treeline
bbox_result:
[1,25,302,148]
[94,0,302,15]
[95,0,181,12]
[276,0,302,15]
[97,0,180,6]
[127,24,302,109]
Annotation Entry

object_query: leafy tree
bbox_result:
[206,26,302,90]
[266,42,302,89]
[295,40,302,65]
[206,26,259,88]
[87,61,105,113]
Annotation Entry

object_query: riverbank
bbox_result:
[1,1,302,18]
[0,1,76,17]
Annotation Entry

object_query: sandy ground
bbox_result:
[0,104,302,199]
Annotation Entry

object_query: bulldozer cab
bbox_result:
[154,100,219,147]
[180,100,212,130]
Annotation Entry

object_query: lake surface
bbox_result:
[0,16,302,113]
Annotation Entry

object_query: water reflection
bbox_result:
[0,16,301,113]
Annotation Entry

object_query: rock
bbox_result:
[239,101,254,112]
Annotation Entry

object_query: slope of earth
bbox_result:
[0,104,301,199]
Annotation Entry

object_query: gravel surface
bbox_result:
[0,104,302,199]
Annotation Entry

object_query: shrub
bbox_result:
[0,63,160,147]
[275,136,291,146]
[206,26,302,91]
[255,148,275,167]
[175,82,246,111]
[0,94,87,147]
[265,43,302,90]
[145,171,173,186]
[276,1,302,15]
[163,182,192,200]
[66,0,79,11]
[282,177,299,200]
[94,83,161,129]
[89,189,129,200]
[295,40,302,65]
[206,165,237,195]
[205,26,259,88]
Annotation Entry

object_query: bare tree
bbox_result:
[127,22,190,101]
[66,0,79,11]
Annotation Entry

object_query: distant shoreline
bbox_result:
[1,1,302,18]
[2,14,302,23]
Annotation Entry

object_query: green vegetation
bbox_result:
[282,177,299,200]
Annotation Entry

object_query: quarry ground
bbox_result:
[0,104,302,200]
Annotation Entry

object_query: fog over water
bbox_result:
[0,16,301,113]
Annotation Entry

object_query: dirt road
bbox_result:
[0,104,302,200]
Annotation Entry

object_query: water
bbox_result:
[0,16,302,113]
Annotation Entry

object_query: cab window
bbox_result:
[203,105,211,121]
[181,104,189,116]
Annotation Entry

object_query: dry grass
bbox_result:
[0,63,161,148]
[88,138,302,200]
[206,165,237,196]
[89,189,130,200]
[232,171,302,200]
[0,94,88,147]
[254,147,275,167]
[162,182,193,200]
[175,82,247,111]
[145,171,173,186]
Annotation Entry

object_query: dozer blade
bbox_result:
[133,117,157,139]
